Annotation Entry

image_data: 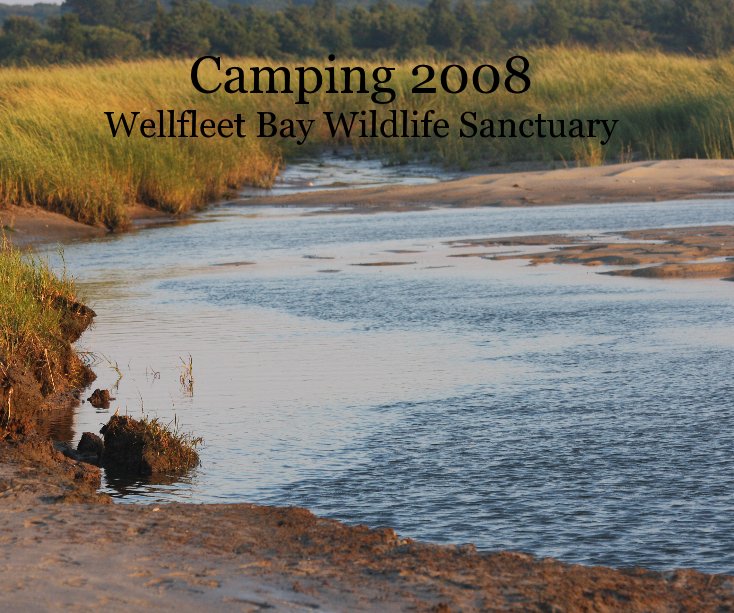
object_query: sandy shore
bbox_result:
[0,204,106,247]
[245,159,734,211]
[0,203,169,248]
[2,440,733,612]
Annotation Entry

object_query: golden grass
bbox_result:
[380,48,734,166]
[0,48,732,227]
[0,61,281,229]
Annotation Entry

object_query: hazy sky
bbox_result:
[11,1,62,4]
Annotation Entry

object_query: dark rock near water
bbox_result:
[77,432,104,464]
[87,388,112,409]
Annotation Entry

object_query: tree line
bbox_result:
[0,0,732,64]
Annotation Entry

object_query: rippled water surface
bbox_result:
[47,160,734,573]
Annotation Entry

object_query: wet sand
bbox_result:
[450,226,734,280]
[0,204,106,247]
[0,203,169,248]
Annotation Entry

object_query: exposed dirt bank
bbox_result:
[0,294,96,438]
[450,225,734,281]
[246,159,734,211]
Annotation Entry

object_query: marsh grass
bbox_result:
[0,238,77,365]
[0,61,282,229]
[0,48,733,228]
[179,354,194,396]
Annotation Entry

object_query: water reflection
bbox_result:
[104,466,197,500]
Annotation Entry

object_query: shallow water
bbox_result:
[238,152,453,197]
[47,159,734,573]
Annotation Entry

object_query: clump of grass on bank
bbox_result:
[0,239,95,431]
[100,413,201,476]
[1,49,733,228]
[0,238,77,365]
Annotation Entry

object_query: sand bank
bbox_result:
[0,204,106,247]
[246,159,734,211]
[450,226,734,280]
[0,203,169,248]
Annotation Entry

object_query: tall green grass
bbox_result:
[0,48,733,228]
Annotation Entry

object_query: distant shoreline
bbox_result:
[4,159,734,249]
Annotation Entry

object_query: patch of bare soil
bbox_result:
[0,203,171,248]
[0,204,106,247]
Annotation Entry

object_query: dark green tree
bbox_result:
[0,16,43,60]
[671,0,729,55]
[63,0,118,27]
[84,25,142,59]
[454,0,502,54]
[425,0,461,50]
[531,0,572,45]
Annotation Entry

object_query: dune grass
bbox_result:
[0,238,77,366]
[0,48,733,228]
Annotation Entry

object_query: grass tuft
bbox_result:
[101,412,201,476]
